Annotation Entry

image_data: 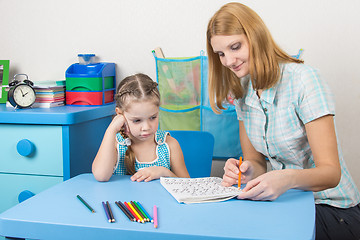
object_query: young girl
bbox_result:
[206,2,360,239]
[92,73,190,182]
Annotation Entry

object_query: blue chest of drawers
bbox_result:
[0,104,115,213]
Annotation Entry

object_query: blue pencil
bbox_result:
[136,201,153,222]
[102,201,111,223]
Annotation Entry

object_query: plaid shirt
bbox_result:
[235,63,360,208]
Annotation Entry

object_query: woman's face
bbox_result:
[210,34,250,78]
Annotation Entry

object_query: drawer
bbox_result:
[0,173,62,213]
[0,124,63,176]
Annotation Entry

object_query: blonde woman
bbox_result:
[207,2,360,239]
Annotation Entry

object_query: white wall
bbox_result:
[1,0,359,189]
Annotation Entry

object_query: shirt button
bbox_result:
[264,108,268,112]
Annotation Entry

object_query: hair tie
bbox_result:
[117,90,133,98]
[124,138,131,146]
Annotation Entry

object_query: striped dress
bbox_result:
[113,130,171,175]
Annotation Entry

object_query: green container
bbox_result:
[66,76,114,91]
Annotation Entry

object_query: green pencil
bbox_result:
[76,195,95,213]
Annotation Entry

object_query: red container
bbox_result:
[66,91,114,105]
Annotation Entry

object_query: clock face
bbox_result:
[13,84,36,108]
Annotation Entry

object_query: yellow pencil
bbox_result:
[128,201,144,223]
[238,156,243,189]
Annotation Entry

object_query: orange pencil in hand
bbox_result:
[238,156,243,189]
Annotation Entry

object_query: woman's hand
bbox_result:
[130,166,173,182]
[222,158,255,187]
[237,169,291,201]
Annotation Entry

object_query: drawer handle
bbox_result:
[16,139,35,156]
[18,190,35,203]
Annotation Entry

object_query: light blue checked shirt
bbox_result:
[113,130,171,175]
[234,63,360,208]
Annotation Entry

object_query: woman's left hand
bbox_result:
[237,170,291,201]
[130,166,171,182]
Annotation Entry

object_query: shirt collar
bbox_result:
[244,70,282,106]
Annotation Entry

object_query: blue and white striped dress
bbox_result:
[113,130,171,175]
[234,63,360,208]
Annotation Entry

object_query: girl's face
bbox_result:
[122,100,159,143]
[210,34,250,78]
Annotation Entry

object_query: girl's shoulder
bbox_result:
[155,130,170,145]
[116,132,131,146]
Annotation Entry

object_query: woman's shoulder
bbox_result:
[282,62,319,76]
[280,62,324,88]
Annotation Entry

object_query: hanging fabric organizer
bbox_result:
[153,51,242,159]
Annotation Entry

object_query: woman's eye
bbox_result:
[133,119,140,123]
[217,52,224,57]
[231,43,241,51]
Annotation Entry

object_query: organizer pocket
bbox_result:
[159,105,200,131]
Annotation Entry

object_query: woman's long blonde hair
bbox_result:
[115,73,160,174]
[206,2,303,113]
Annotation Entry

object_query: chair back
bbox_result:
[168,130,214,178]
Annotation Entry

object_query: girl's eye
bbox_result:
[132,119,141,123]
[231,43,241,51]
[217,52,224,57]
[150,115,157,120]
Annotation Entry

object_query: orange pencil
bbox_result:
[238,156,243,189]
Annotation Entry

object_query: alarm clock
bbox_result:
[8,74,36,109]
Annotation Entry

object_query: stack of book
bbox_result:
[33,80,66,108]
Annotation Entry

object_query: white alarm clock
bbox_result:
[8,74,36,109]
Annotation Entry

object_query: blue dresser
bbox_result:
[0,104,115,213]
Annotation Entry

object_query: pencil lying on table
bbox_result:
[106,201,115,222]
[115,201,135,222]
[153,205,158,228]
[76,195,95,213]
[132,201,148,222]
[102,201,111,223]
[136,201,153,222]
[124,201,141,223]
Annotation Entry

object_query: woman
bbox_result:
[206,2,360,239]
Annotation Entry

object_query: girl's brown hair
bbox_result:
[115,73,160,174]
[206,2,303,113]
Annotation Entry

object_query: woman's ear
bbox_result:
[115,107,122,115]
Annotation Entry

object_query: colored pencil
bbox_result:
[128,201,144,223]
[76,195,95,213]
[115,201,134,222]
[118,201,136,221]
[131,201,148,222]
[136,201,153,222]
[238,156,243,189]
[102,201,111,223]
[124,201,141,223]
[106,201,115,222]
[153,205,158,228]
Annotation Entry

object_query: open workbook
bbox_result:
[160,177,242,204]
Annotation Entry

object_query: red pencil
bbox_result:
[124,201,141,223]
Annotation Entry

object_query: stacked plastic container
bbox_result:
[65,54,116,105]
